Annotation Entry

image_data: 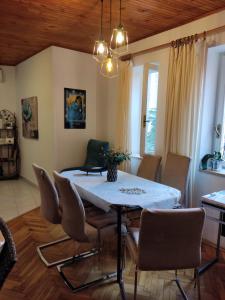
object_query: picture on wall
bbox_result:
[21,96,39,139]
[64,88,86,129]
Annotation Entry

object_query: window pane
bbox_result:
[131,65,143,155]
[145,67,159,154]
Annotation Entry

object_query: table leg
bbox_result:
[116,206,126,300]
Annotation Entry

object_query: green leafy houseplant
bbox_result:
[103,149,130,182]
[104,149,130,166]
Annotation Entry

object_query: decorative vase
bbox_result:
[107,164,118,182]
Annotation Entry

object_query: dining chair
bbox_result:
[137,154,162,181]
[0,218,17,289]
[33,163,73,267]
[127,154,162,223]
[161,152,190,206]
[126,208,205,300]
[53,171,119,292]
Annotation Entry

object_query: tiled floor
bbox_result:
[0,178,40,221]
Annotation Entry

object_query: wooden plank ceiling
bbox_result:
[0,0,225,65]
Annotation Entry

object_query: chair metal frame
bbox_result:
[36,236,73,268]
[57,247,116,292]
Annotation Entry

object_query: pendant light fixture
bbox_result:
[110,0,128,55]
[93,0,108,62]
[100,0,119,78]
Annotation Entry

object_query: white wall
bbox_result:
[0,66,16,114]
[16,48,54,183]
[51,46,105,171]
[14,46,107,182]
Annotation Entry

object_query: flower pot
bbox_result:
[107,165,118,182]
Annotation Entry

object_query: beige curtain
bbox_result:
[115,61,133,172]
[164,40,207,207]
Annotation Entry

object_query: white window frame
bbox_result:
[140,63,159,156]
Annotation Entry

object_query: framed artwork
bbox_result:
[21,96,39,139]
[64,88,86,129]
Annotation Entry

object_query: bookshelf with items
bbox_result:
[0,110,20,180]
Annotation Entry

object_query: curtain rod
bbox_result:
[120,23,225,61]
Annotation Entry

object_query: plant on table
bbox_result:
[103,149,130,182]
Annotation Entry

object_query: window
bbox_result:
[200,45,225,171]
[141,64,159,155]
[130,65,143,156]
[214,53,225,156]
[130,63,160,157]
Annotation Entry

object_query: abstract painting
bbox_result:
[21,96,39,139]
[64,88,86,129]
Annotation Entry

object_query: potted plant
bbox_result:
[104,149,130,182]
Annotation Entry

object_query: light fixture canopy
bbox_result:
[110,0,128,55]
[93,0,108,62]
[100,51,119,78]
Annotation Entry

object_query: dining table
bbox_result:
[61,169,181,299]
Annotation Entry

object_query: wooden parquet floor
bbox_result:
[0,208,225,300]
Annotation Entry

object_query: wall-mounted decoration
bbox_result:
[64,88,86,129]
[21,96,39,139]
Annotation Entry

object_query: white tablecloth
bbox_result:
[61,170,181,212]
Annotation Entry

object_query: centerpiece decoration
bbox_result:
[104,149,130,182]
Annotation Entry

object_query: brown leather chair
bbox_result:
[161,152,190,206]
[0,218,17,289]
[53,171,118,292]
[126,208,205,300]
[137,154,162,181]
[33,163,73,267]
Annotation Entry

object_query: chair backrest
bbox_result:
[53,171,88,243]
[161,152,190,205]
[32,164,61,224]
[85,139,109,167]
[137,154,162,181]
[0,218,17,289]
[137,208,205,271]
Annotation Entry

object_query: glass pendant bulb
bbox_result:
[100,51,119,78]
[110,0,128,55]
[93,40,108,62]
[93,0,108,63]
[110,25,128,55]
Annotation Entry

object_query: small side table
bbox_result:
[199,191,225,274]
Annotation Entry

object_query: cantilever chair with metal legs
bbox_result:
[137,154,162,181]
[33,164,74,267]
[128,154,162,222]
[161,152,191,207]
[53,171,119,292]
[126,208,205,300]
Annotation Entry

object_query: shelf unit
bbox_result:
[0,110,20,180]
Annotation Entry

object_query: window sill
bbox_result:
[130,154,142,160]
[200,168,225,178]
